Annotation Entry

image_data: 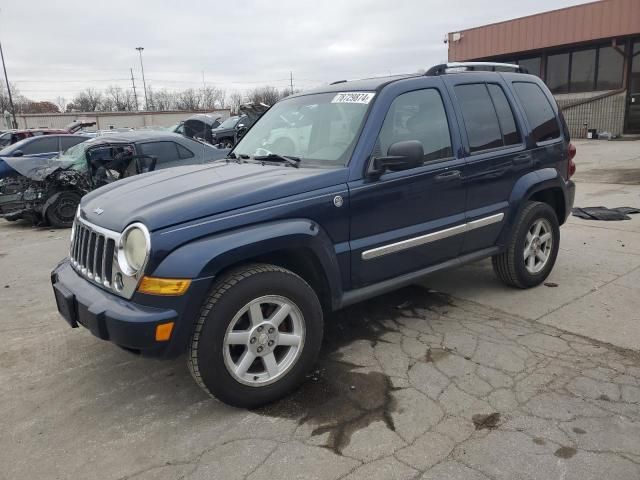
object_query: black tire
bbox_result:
[492,201,560,288]
[45,191,81,228]
[188,263,323,408]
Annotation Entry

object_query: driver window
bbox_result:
[376,89,453,163]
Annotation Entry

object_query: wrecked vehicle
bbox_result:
[0,131,229,227]
[183,113,223,144]
[210,103,270,148]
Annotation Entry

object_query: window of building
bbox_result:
[377,88,453,163]
[518,57,542,77]
[570,48,596,92]
[513,82,561,143]
[454,83,503,153]
[486,84,521,146]
[596,46,624,90]
[546,53,570,94]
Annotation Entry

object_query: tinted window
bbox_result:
[455,84,503,153]
[176,143,194,159]
[21,136,59,155]
[139,141,180,165]
[546,53,570,94]
[513,82,561,143]
[60,136,86,152]
[597,46,624,90]
[377,89,452,162]
[487,84,520,146]
[570,49,596,92]
[518,57,541,77]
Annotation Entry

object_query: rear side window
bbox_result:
[486,84,520,146]
[377,88,453,163]
[512,82,561,143]
[139,141,180,165]
[21,136,59,155]
[176,143,194,159]
[454,84,503,153]
[60,136,86,151]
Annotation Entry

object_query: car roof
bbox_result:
[83,131,188,145]
[292,74,417,97]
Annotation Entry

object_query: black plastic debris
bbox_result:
[572,206,640,221]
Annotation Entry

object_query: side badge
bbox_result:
[333,195,344,208]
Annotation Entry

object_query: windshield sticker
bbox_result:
[331,92,375,104]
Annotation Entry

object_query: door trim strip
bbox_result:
[361,213,504,261]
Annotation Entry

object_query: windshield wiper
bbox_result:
[253,154,301,168]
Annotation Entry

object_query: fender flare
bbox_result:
[151,218,343,306]
[499,168,568,243]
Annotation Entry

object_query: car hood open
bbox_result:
[81,161,347,232]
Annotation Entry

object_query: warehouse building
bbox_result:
[447,0,640,138]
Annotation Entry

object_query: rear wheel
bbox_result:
[492,201,560,288]
[45,191,81,228]
[188,264,323,408]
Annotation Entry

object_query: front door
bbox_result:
[626,40,640,134]
[349,86,467,288]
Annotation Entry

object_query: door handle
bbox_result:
[435,170,461,181]
[434,170,461,182]
[513,154,532,165]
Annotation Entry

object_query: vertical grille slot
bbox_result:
[87,232,97,275]
[104,238,115,285]
[95,235,105,280]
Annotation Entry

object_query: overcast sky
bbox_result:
[1,0,590,102]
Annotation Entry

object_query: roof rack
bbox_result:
[425,62,529,76]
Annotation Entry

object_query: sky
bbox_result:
[0,0,592,103]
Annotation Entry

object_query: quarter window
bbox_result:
[454,84,503,153]
[21,136,59,155]
[139,142,180,165]
[177,143,194,159]
[513,82,561,143]
[376,89,453,163]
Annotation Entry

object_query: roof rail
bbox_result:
[330,79,348,85]
[425,62,529,76]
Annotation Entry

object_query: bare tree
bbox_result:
[247,86,281,106]
[227,91,244,114]
[175,88,201,111]
[153,89,178,111]
[55,96,67,113]
[104,86,135,111]
[67,88,103,112]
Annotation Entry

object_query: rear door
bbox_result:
[443,76,529,253]
[20,136,61,158]
[348,83,467,288]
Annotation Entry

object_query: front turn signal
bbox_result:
[155,322,174,341]
[138,276,191,296]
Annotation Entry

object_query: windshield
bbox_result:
[233,92,373,166]
[0,136,31,155]
[217,116,240,129]
[56,142,87,170]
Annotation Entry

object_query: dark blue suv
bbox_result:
[51,63,576,407]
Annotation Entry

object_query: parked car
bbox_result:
[0,131,229,227]
[210,103,270,148]
[0,121,96,148]
[51,62,575,408]
[0,134,89,179]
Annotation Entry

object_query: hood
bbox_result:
[81,161,347,232]
[2,156,73,181]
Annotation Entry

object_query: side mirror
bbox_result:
[13,150,23,157]
[133,155,157,174]
[368,140,424,176]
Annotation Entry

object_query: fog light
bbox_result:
[138,276,191,296]
[155,322,174,342]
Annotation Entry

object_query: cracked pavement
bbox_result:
[2,140,640,479]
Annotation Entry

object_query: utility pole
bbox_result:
[0,41,16,128]
[290,71,294,95]
[136,47,149,110]
[130,68,139,111]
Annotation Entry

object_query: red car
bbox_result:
[0,120,96,147]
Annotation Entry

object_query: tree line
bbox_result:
[0,81,296,116]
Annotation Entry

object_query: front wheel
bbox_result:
[492,201,560,288]
[45,191,81,228]
[188,264,323,408]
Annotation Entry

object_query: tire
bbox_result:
[188,263,323,408]
[45,191,81,228]
[492,201,560,289]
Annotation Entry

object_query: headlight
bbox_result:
[118,223,150,276]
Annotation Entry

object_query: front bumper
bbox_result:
[51,259,209,357]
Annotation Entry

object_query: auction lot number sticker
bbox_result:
[331,92,376,104]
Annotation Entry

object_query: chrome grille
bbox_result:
[70,218,118,289]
